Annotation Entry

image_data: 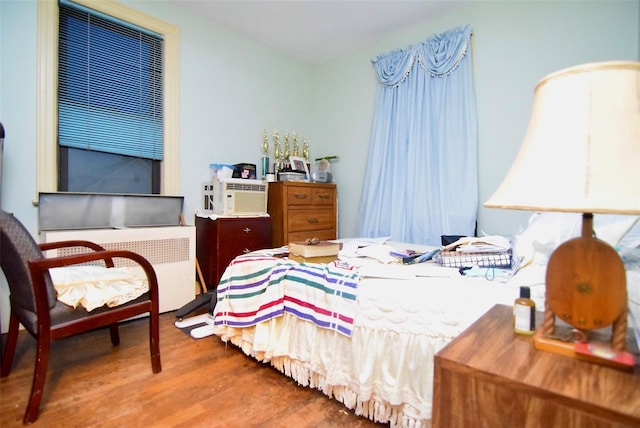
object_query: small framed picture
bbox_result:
[290,156,310,181]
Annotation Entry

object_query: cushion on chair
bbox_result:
[50,265,149,311]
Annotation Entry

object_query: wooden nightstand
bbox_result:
[267,181,337,247]
[432,304,640,428]
[195,216,271,288]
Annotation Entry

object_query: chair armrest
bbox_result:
[39,240,115,268]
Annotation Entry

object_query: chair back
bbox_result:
[0,210,57,312]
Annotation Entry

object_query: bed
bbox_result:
[209,213,640,427]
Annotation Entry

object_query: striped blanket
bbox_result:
[213,253,359,336]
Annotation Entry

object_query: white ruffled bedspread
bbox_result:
[213,252,548,427]
[213,234,640,427]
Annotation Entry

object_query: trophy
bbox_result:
[303,138,310,162]
[292,131,300,157]
[273,129,281,172]
[261,129,269,179]
[284,133,291,168]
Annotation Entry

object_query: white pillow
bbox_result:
[515,212,639,265]
[618,218,640,249]
[618,220,640,269]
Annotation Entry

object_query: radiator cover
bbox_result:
[40,226,195,313]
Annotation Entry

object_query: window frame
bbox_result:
[36,0,180,201]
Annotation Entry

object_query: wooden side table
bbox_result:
[195,216,271,288]
[433,304,640,428]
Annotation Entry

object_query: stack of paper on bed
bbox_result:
[436,235,512,268]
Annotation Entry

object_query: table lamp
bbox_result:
[485,61,640,369]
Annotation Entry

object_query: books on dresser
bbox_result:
[288,240,340,258]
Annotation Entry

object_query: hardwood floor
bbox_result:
[1,312,384,427]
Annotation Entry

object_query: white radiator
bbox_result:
[40,226,195,313]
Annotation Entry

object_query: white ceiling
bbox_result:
[171,1,466,65]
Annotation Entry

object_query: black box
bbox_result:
[232,163,257,179]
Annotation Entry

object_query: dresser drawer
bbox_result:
[312,188,335,206]
[286,187,313,206]
[287,229,336,244]
[286,186,336,207]
[216,219,271,251]
[287,209,335,232]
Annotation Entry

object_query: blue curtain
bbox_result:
[356,25,477,246]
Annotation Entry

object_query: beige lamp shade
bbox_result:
[485,61,640,214]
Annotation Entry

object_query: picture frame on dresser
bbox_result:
[290,156,310,181]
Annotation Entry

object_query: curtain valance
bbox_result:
[372,25,472,86]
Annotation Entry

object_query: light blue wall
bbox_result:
[0,0,315,233]
[313,0,640,239]
[1,0,638,239]
[0,0,314,330]
[0,1,38,228]
[122,0,316,223]
[0,0,639,330]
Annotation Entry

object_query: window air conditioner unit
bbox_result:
[204,177,268,216]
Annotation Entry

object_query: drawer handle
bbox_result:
[318,194,330,199]
[294,194,308,199]
[307,217,319,223]
[243,227,251,233]
[243,248,251,253]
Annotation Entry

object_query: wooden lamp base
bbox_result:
[533,213,635,371]
[533,326,635,371]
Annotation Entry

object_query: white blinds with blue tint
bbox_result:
[58,0,164,160]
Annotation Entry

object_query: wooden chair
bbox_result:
[0,210,161,424]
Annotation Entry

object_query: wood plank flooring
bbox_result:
[0,312,384,427]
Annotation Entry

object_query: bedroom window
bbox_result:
[36,0,180,198]
[58,0,163,194]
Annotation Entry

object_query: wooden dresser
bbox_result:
[267,181,337,247]
[195,216,272,288]
[432,304,640,428]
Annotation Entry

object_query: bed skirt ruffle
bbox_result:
[269,356,432,428]
[216,312,455,427]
